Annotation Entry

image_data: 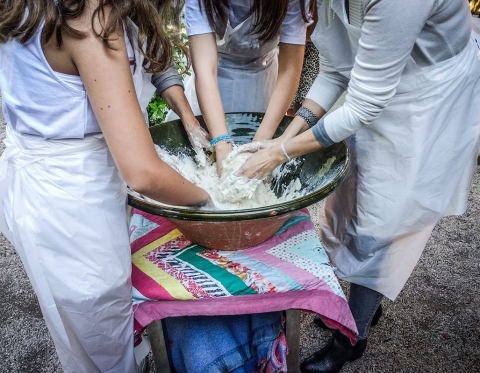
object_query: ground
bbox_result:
[0,94,479,372]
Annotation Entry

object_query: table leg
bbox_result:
[147,320,172,373]
[126,205,133,225]
[286,309,301,373]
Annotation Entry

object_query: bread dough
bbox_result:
[148,146,303,210]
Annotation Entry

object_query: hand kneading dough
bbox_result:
[141,145,305,210]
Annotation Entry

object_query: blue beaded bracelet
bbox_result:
[210,134,232,147]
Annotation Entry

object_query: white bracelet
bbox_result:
[281,141,292,162]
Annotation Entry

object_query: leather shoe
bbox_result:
[314,304,382,330]
[300,331,367,373]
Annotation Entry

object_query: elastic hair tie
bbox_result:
[281,141,292,162]
[210,134,233,147]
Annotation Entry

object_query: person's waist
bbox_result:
[218,46,277,61]
[218,50,277,68]
[4,126,107,160]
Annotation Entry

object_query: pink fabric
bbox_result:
[130,209,358,344]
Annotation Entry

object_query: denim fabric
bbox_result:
[348,283,383,340]
[164,312,283,373]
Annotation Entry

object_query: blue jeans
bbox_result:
[164,312,283,373]
[348,283,383,340]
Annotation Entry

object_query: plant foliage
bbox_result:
[147,22,191,125]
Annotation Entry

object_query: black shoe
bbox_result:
[314,304,383,330]
[300,331,367,373]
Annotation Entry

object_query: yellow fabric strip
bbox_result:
[132,229,196,300]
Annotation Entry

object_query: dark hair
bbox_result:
[199,0,308,42]
[0,0,186,74]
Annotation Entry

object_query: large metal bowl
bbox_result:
[128,113,350,250]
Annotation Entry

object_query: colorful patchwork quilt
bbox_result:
[129,208,358,343]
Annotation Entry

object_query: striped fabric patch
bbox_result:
[267,230,345,298]
[177,246,257,296]
[198,250,303,293]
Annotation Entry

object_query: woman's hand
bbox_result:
[186,121,212,166]
[185,119,212,151]
[213,141,232,176]
[236,144,287,180]
[227,138,280,160]
[236,128,325,180]
[225,137,284,178]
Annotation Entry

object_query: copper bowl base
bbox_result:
[166,212,295,251]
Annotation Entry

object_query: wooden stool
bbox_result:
[147,309,301,373]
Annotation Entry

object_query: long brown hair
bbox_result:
[0,0,186,74]
[199,0,308,42]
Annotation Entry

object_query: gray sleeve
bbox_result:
[305,55,349,113]
[312,119,335,147]
[150,62,184,96]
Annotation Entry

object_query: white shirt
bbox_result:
[185,0,309,45]
[0,27,101,139]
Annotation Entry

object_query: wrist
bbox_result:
[180,115,199,128]
[210,134,233,148]
[214,141,232,153]
[253,124,276,142]
[275,131,298,143]
[271,143,289,165]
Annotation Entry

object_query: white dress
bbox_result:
[0,20,153,372]
[307,0,480,300]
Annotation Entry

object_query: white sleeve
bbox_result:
[306,53,350,112]
[318,0,436,143]
[185,0,214,36]
[279,0,309,45]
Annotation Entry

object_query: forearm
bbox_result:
[283,128,324,159]
[305,55,349,114]
[190,33,229,138]
[161,85,197,125]
[151,62,184,96]
[194,72,229,137]
[261,128,324,172]
[130,160,209,207]
[71,22,209,208]
[280,98,327,140]
[254,72,300,140]
[254,43,305,141]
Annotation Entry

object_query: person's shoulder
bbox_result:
[66,3,115,37]
[185,0,213,36]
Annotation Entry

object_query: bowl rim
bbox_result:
[127,142,350,222]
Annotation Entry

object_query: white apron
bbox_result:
[0,128,136,373]
[313,0,480,300]
[472,15,480,59]
[167,13,279,121]
[0,20,154,373]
